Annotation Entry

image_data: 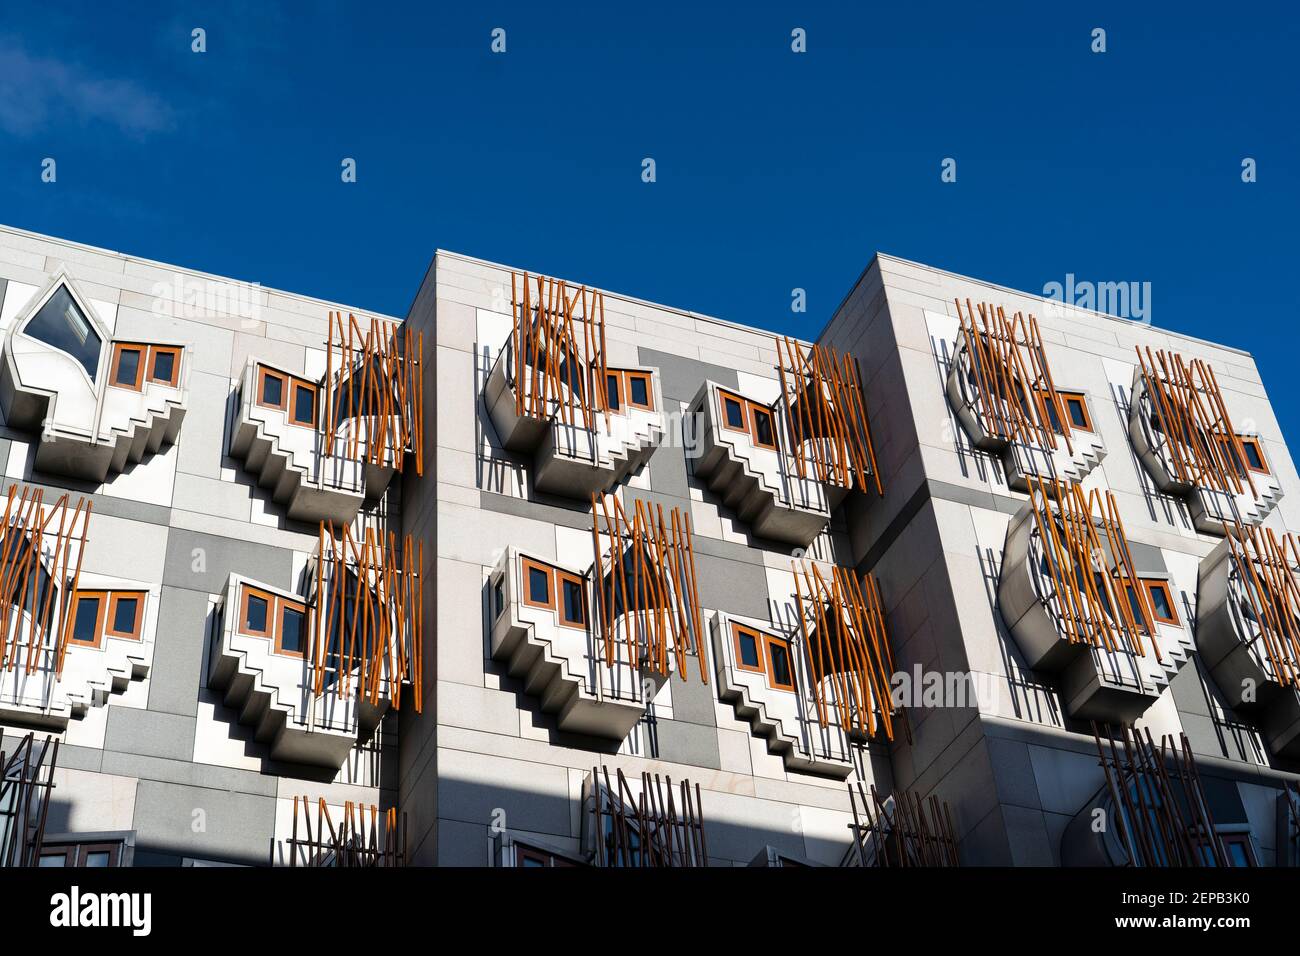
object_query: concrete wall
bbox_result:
[0,224,396,866]
[414,250,877,866]
[821,252,1300,865]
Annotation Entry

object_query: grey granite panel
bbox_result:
[163,528,295,593]
[132,780,277,866]
[648,715,721,770]
[146,586,212,717]
[103,708,195,762]
[636,348,739,403]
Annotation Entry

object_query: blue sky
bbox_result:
[1,2,1296,442]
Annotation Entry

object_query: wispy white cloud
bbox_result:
[0,39,175,137]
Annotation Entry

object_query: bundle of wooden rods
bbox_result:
[955,298,1073,455]
[792,562,896,740]
[512,272,609,433]
[0,731,59,867]
[846,782,959,867]
[289,795,406,867]
[589,493,706,682]
[1136,346,1256,500]
[590,766,706,867]
[1091,724,1227,867]
[1222,521,1300,688]
[0,483,91,679]
[1025,477,1160,662]
[775,336,882,494]
[310,522,424,712]
[322,311,424,477]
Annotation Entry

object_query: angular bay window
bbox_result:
[24,286,103,380]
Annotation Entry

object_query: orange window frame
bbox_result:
[1238,436,1269,475]
[623,371,654,411]
[555,570,587,629]
[718,389,750,434]
[765,635,797,691]
[238,585,275,638]
[731,623,766,674]
[598,369,624,414]
[147,345,182,387]
[520,558,554,611]
[109,343,147,391]
[1057,391,1093,433]
[289,380,318,428]
[257,367,288,411]
[748,401,778,451]
[275,598,309,658]
[66,591,108,649]
[1143,579,1179,626]
[104,591,146,640]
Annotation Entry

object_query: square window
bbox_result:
[521,560,552,610]
[109,595,141,637]
[111,346,144,390]
[1145,580,1179,625]
[720,392,747,431]
[1241,438,1267,473]
[1066,397,1090,430]
[626,373,652,410]
[243,591,270,634]
[259,370,285,409]
[766,637,795,691]
[148,347,180,386]
[733,624,764,672]
[70,595,103,646]
[559,574,585,628]
[292,383,316,426]
[279,603,306,656]
[751,405,776,449]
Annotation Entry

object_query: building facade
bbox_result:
[1,222,1297,867]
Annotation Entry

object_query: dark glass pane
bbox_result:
[293,384,315,424]
[1125,585,1143,624]
[494,579,505,619]
[114,348,141,386]
[1149,586,1173,620]
[281,606,305,653]
[521,854,546,867]
[629,376,648,406]
[38,854,67,867]
[769,641,792,687]
[1244,442,1264,470]
[245,594,269,632]
[83,851,111,867]
[738,630,760,668]
[151,350,176,383]
[528,567,550,604]
[1227,840,1251,867]
[1046,401,1064,435]
[724,397,745,429]
[72,596,100,644]
[25,287,103,380]
[261,374,283,407]
[1068,398,1089,429]
[562,579,584,624]
[753,408,774,446]
[605,374,621,410]
[112,597,138,634]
